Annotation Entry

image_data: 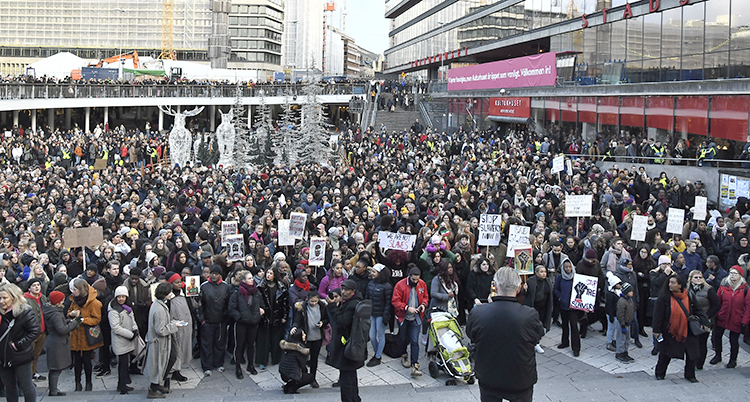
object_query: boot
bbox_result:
[616,352,629,363]
[726,360,737,368]
[634,338,643,349]
[709,354,722,365]
[171,371,188,382]
[247,364,257,375]
[401,354,410,368]
[606,343,616,352]
[236,363,244,379]
[84,382,92,392]
[147,389,166,399]
[410,363,423,377]
[75,382,82,392]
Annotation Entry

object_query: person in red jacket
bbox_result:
[710,265,750,368]
[392,264,429,378]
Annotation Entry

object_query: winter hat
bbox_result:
[730,265,744,277]
[585,248,597,260]
[49,291,66,306]
[735,221,746,229]
[658,255,671,266]
[152,266,165,278]
[273,252,286,262]
[145,252,158,264]
[689,232,700,240]
[210,265,223,274]
[341,279,357,290]
[373,263,385,272]
[606,271,622,290]
[167,273,181,284]
[430,234,442,245]
[620,282,633,295]
[114,286,128,298]
[92,277,107,292]
[328,227,340,237]
[409,266,421,276]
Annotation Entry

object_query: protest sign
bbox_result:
[565,195,593,217]
[289,212,307,239]
[507,224,531,257]
[34,211,51,229]
[93,159,107,170]
[309,237,327,266]
[569,273,599,313]
[694,196,707,221]
[63,226,104,249]
[225,234,244,262]
[514,245,533,275]
[552,155,564,174]
[630,215,649,242]
[277,219,295,246]
[221,221,238,245]
[667,208,685,235]
[477,214,502,246]
[378,231,417,251]
[185,276,200,297]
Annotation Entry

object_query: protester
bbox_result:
[652,275,709,382]
[0,283,40,402]
[392,266,428,377]
[229,270,265,379]
[687,270,720,370]
[68,278,103,392]
[710,266,750,368]
[145,283,184,399]
[326,279,364,402]
[198,265,231,376]
[108,286,138,394]
[291,291,328,387]
[43,290,82,396]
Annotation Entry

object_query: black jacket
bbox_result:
[366,280,393,319]
[467,296,544,393]
[652,291,709,360]
[522,275,553,330]
[326,291,365,371]
[228,289,266,325]
[292,300,329,338]
[198,280,231,324]
[467,269,494,303]
[0,307,41,368]
[259,283,288,328]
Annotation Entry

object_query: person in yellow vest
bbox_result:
[651,141,665,164]
[697,141,717,167]
[61,147,72,169]
[149,145,158,166]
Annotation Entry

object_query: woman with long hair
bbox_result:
[229,270,265,378]
[68,278,103,391]
[144,282,184,399]
[291,291,328,388]
[429,260,460,317]
[365,266,392,367]
[255,267,289,370]
[0,283,40,402]
[652,275,709,382]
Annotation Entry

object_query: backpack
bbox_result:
[344,299,372,361]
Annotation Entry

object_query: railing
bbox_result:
[418,98,432,128]
[0,82,366,101]
[560,154,748,169]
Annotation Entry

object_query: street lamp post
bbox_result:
[438,21,445,81]
[114,8,130,80]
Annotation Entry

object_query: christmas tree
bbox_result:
[277,92,299,166]
[297,82,332,165]
[250,90,276,167]
[230,85,255,171]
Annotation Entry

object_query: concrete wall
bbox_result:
[597,161,722,205]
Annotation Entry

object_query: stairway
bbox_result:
[372,93,423,133]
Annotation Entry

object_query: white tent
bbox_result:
[27,52,89,79]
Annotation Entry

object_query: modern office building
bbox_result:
[283,0,325,72]
[0,0,285,77]
[385,0,750,152]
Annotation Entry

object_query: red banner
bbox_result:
[710,96,749,142]
[489,97,531,118]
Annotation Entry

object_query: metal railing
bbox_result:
[559,153,747,169]
[0,82,366,101]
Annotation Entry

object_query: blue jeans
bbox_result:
[369,316,386,359]
[399,319,420,365]
[607,315,619,344]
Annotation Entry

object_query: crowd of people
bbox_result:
[0,114,750,402]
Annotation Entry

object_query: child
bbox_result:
[278,330,313,394]
[604,272,622,352]
[616,282,636,363]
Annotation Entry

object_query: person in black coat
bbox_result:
[326,280,364,402]
[291,292,328,388]
[278,330,313,394]
[0,283,41,402]
[228,270,265,379]
[468,268,544,402]
[522,265,553,332]
[652,275,709,382]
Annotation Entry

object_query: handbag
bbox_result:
[84,324,103,346]
[321,323,332,346]
[671,294,707,336]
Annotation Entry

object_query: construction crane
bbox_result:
[93,51,141,68]
[159,0,175,60]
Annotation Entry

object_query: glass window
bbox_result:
[731,0,750,50]
[705,0,730,54]
[596,25,610,65]
[611,20,626,61]
[682,2,704,80]
[705,52,729,79]
[729,49,750,78]
[661,7,681,60]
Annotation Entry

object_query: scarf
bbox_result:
[294,278,310,292]
[561,266,575,281]
[122,304,133,314]
[84,273,99,286]
[73,293,88,308]
[239,281,258,301]
[669,289,689,343]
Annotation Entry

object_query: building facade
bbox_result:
[283,0,325,71]
[0,0,285,77]
[385,0,750,153]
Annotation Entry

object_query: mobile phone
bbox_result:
[656,335,664,343]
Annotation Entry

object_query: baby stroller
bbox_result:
[426,310,475,385]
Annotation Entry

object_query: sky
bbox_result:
[339,1,390,55]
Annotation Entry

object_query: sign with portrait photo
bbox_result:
[225,234,244,262]
[185,275,200,297]
[309,237,327,266]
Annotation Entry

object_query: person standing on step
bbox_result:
[392,266,428,377]
[327,279,365,402]
[43,290,82,396]
[198,265,231,376]
[228,270,265,379]
[68,278,103,392]
[615,283,636,363]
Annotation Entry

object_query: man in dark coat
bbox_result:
[326,279,364,402]
[468,267,544,402]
